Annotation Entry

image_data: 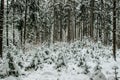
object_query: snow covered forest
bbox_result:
[0,0,120,80]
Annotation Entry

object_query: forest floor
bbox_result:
[0,40,120,80]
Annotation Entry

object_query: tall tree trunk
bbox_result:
[74,0,76,40]
[60,15,62,41]
[0,0,4,57]
[99,0,104,41]
[113,0,116,61]
[67,9,71,42]
[6,0,9,46]
[20,13,23,46]
[13,0,15,45]
[81,22,83,41]
[90,0,95,39]
[24,0,28,53]
[59,3,63,41]
[83,20,85,38]
[51,24,54,43]
[50,0,55,43]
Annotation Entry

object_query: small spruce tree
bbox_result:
[7,52,19,77]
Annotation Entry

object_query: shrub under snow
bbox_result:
[0,40,120,80]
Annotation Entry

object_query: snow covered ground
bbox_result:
[0,40,120,80]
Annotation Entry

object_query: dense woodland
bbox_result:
[0,0,120,59]
[1,0,120,80]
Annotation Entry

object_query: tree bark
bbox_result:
[67,9,71,42]
[6,0,9,46]
[90,0,95,39]
[113,0,116,61]
[59,3,63,41]
[13,0,15,45]
[0,0,4,57]
[74,0,76,40]
[23,0,28,53]
[50,0,55,43]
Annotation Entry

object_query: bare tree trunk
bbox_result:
[50,0,55,43]
[78,21,81,39]
[24,0,28,53]
[99,0,104,41]
[51,24,54,43]
[0,0,4,57]
[20,13,23,46]
[74,0,76,40]
[67,9,71,42]
[35,26,39,44]
[81,22,83,41]
[60,15,62,41]
[113,0,116,61]
[13,0,15,45]
[90,0,95,39]
[83,20,86,39]
[6,0,9,46]
[59,3,63,41]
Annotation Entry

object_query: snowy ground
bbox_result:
[0,40,120,80]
